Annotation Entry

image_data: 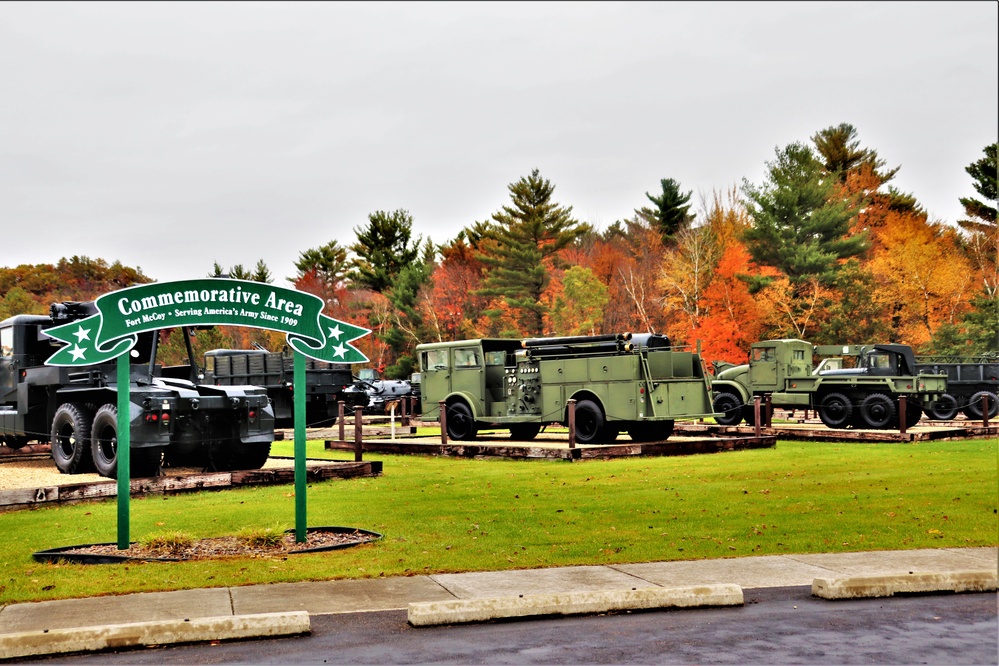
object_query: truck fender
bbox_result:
[564,390,604,422]
[440,392,482,420]
[710,380,751,404]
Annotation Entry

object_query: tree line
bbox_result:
[2,124,996,376]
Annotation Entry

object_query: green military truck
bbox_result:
[710,339,947,430]
[0,302,275,478]
[415,333,716,444]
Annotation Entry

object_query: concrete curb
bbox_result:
[812,570,998,600]
[407,584,744,627]
[0,611,310,661]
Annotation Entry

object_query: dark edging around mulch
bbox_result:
[32,526,383,564]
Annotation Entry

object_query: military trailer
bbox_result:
[204,348,362,427]
[415,333,716,444]
[915,354,999,420]
[0,302,275,478]
[710,339,947,430]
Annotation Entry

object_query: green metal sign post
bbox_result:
[43,278,369,548]
[116,355,131,550]
[294,352,308,540]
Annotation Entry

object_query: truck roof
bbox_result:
[0,314,53,328]
[415,338,523,351]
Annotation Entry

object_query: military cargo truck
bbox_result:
[915,354,999,420]
[415,333,716,444]
[710,339,947,429]
[203,348,362,427]
[0,302,275,477]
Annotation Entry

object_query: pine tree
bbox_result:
[958,142,997,235]
[292,240,350,287]
[350,210,420,293]
[635,178,693,245]
[742,142,868,288]
[477,169,588,336]
[812,123,898,184]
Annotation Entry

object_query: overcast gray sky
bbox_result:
[2,2,996,284]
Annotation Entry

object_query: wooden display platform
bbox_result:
[674,421,998,442]
[324,432,777,460]
[0,458,382,512]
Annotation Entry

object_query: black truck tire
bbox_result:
[901,403,923,429]
[91,404,163,479]
[509,423,541,440]
[51,403,95,474]
[572,399,605,444]
[628,420,674,442]
[445,401,477,441]
[818,393,853,429]
[224,441,272,471]
[859,393,896,429]
[712,391,744,426]
[927,393,959,420]
[964,391,999,419]
[2,436,31,450]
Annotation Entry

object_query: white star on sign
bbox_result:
[69,345,87,361]
[328,324,343,340]
[332,343,347,358]
[73,325,91,343]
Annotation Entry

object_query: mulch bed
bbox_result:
[35,527,381,563]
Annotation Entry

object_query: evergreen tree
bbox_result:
[958,142,997,235]
[742,142,868,288]
[292,240,350,287]
[350,210,421,293]
[382,239,437,377]
[477,169,588,336]
[251,260,273,284]
[635,178,692,245]
[956,142,998,345]
[812,123,898,184]
[209,260,270,283]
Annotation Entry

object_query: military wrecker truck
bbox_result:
[415,333,716,444]
[710,339,947,430]
[0,302,275,478]
[915,353,999,420]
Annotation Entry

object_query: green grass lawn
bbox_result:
[0,438,995,605]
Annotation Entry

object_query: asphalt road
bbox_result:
[31,587,998,665]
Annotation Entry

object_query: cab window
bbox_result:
[752,347,775,362]
[423,349,449,371]
[1,327,12,357]
[453,348,481,369]
[868,353,894,371]
[484,351,506,366]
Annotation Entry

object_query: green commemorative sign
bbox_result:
[44,278,369,366]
